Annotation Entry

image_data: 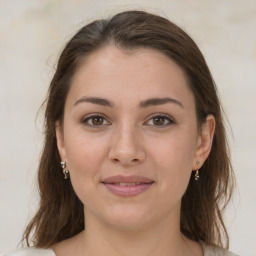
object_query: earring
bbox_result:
[61,161,69,179]
[195,161,200,181]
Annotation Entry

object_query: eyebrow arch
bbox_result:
[139,97,183,108]
[74,96,114,107]
[74,96,183,108]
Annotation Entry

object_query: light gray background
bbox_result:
[0,0,255,255]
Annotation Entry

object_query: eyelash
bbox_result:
[81,113,110,127]
[81,113,175,128]
[146,113,175,127]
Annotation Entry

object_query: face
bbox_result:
[56,46,214,231]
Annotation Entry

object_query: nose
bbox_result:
[108,123,146,166]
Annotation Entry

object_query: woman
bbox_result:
[7,10,237,256]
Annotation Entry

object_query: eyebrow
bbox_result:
[74,96,114,107]
[74,96,183,108]
[139,97,183,108]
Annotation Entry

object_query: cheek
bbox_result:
[148,132,196,195]
[150,131,196,170]
[64,127,107,170]
[63,129,109,198]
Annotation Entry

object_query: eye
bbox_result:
[82,114,110,127]
[146,114,175,127]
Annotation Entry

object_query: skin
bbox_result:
[54,46,215,256]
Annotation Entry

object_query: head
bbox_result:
[24,10,234,248]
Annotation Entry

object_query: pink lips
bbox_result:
[101,175,154,197]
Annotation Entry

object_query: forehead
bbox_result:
[68,45,194,108]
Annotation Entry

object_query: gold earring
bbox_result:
[195,161,200,181]
[61,161,69,179]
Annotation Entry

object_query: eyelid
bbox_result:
[144,113,175,127]
[80,112,175,127]
[81,113,111,127]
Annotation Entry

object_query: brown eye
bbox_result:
[82,114,110,127]
[153,117,165,126]
[145,114,174,127]
[92,116,104,125]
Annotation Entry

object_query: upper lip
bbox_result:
[101,175,154,184]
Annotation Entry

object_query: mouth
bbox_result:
[101,175,154,197]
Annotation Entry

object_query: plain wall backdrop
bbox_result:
[0,0,255,255]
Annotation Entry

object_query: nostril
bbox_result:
[112,158,139,165]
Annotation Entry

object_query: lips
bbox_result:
[101,175,154,197]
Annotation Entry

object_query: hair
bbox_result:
[23,10,234,249]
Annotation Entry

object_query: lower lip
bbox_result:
[102,183,154,197]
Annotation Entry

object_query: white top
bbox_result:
[4,248,55,256]
[5,244,239,256]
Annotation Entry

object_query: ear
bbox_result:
[55,121,67,161]
[193,115,215,170]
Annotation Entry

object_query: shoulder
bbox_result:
[202,243,239,256]
[4,247,56,256]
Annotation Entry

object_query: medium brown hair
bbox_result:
[23,10,234,248]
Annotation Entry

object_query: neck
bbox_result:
[75,210,200,256]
